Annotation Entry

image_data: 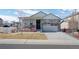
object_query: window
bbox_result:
[50,23,58,26]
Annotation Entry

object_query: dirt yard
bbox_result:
[0,32,47,40]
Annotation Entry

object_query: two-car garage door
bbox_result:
[42,24,59,32]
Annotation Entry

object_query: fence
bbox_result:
[0,27,17,33]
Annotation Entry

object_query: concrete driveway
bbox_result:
[25,32,79,45]
[44,32,77,40]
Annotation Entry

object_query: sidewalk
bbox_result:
[0,39,79,45]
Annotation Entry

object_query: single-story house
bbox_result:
[18,11,61,32]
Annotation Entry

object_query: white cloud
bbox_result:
[76,9,79,12]
[13,12,19,16]
[62,9,74,13]
[21,9,39,14]
[7,10,12,13]
[0,15,19,22]
[62,9,73,11]
[16,9,39,16]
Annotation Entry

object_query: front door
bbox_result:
[36,20,41,30]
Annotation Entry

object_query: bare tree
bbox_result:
[70,9,77,34]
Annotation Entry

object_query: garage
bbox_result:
[42,24,59,32]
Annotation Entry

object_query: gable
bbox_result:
[43,13,61,20]
[30,11,47,19]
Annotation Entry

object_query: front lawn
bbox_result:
[0,32,47,40]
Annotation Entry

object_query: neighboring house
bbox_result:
[0,18,3,33]
[1,21,17,33]
[3,21,11,27]
[10,21,20,32]
[19,11,61,32]
[11,21,19,27]
[61,12,79,32]
[61,21,69,30]
[0,18,3,27]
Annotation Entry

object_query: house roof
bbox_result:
[43,13,62,20]
[64,12,79,19]
[30,11,47,19]
[0,18,3,20]
[62,12,79,23]
[18,11,62,20]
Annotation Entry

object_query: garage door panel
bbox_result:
[42,25,59,32]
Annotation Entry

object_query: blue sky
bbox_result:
[0,9,75,22]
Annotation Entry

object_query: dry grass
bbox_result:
[0,32,47,40]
